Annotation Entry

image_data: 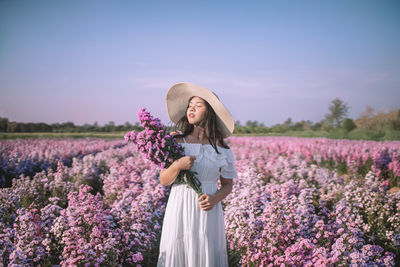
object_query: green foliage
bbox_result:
[348,129,386,140]
[0,117,8,131]
[389,170,400,188]
[336,161,348,176]
[382,130,400,141]
[357,158,374,177]
[227,246,242,267]
[2,105,400,141]
[326,128,348,139]
[324,97,350,128]
[342,118,357,132]
[387,110,400,130]
[0,117,143,133]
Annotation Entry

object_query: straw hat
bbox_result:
[166,82,234,138]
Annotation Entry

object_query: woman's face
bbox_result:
[186,96,207,126]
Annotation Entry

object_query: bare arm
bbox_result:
[159,156,196,186]
[213,177,233,203]
[159,161,181,186]
[198,176,233,211]
[159,132,195,186]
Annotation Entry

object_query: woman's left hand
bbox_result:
[198,194,217,211]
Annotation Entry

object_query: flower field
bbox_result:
[0,136,399,266]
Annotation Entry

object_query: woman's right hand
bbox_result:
[174,156,196,170]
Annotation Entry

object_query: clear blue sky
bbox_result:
[1,0,399,127]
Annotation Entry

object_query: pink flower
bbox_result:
[124,108,202,195]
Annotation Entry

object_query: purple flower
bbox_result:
[125,108,202,195]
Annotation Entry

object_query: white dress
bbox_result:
[157,137,238,267]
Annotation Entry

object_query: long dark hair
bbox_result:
[174,96,230,153]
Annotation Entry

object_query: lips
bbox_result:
[188,113,195,118]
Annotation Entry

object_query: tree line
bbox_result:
[1,98,399,134]
[0,119,143,133]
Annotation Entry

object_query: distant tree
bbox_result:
[342,118,357,132]
[388,109,400,130]
[0,117,9,132]
[104,121,116,132]
[62,122,75,128]
[293,121,304,131]
[310,121,323,131]
[283,117,293,128]
[124,121,133,128]
[270,124,287,133]
[39,122,51,132]
[324,97,350,128]
[359,105,375,119]
[61,121,76,132]
[90,121,99,132]
[7,122,23,132]
[233,120,246,134]
[27,123,37,132]
[7,122,15,132]
[246,120,259,129]
[301,120,313,131]
[82,123,90,131]
[320,120,333,131]
[51,122,61,132]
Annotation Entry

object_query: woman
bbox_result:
[157,82,238,267]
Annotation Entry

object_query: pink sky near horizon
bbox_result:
[1,0,399,127]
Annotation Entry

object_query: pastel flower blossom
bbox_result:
[125,108,202,195]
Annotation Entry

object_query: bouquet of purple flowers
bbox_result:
[124,108,202,196]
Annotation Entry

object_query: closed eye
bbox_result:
[188,104,203,108]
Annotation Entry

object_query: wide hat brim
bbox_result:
[166,82,234,138]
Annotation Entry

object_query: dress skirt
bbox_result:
[157,182,229,267]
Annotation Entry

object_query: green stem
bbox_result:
[173,170,203,196]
